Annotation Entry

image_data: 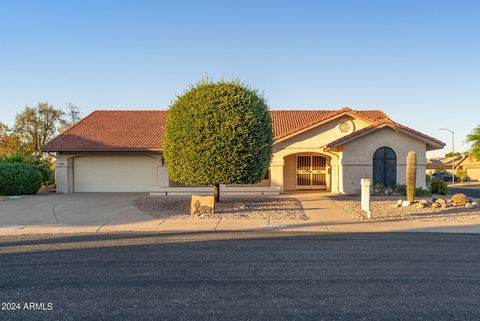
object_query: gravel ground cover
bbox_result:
[132,196,308,220]
[331,195,480,223]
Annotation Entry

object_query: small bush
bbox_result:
[455,169,468,182]
[451,193,468,206]
[0,162,42,195]
[0,152,54,185]
[371,184,431,196]
[415,187,431,197]
[430,179,449,195]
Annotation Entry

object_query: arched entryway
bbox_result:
[373,147,397,186]
[283,153,331,191]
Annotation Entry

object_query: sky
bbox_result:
[0,0,479,157]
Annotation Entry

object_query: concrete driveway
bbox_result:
[0,193,162,234]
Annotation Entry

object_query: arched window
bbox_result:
[373,147,397,186]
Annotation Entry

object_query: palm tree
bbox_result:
[466,125,480,159]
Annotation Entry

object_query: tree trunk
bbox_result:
[213,184,220,203]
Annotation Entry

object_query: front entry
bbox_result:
[296,155,328,190]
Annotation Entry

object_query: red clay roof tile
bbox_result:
[326,120,445,149]
[43,108,440,151]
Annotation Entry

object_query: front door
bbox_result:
[296,155,327,190]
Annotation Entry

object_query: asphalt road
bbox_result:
[1,231,480,321]
[449,185,480,199]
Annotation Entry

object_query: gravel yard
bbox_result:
[132,196,308,220]
[332,195,480,223]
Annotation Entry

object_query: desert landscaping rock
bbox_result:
[132,196,308,220]
[332,195,480,223]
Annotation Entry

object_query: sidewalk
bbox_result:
[1,192,480,235]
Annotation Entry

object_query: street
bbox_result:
[449,184,480,199]
[1,231,480,321]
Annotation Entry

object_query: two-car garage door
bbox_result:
[73,156,157,192]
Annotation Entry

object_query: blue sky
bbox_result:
[0,0,479,157]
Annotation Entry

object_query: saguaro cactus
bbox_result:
[406,151,417,202]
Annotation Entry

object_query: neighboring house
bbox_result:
[455,154,480,181]
[426,157,450,174]
[43,107,445,195]
[426,155,464,174]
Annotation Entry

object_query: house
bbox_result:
[426,157,450,174]
[43,107,445,195]
[455,154,480,181]
[426,155,464,174]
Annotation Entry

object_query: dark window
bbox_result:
[373,147,397,186]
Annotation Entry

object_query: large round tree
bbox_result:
[164,80,273,202]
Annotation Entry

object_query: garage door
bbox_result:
[74,156,157,192]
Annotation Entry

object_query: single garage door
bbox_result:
[74,156,157,192]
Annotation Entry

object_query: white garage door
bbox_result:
[74,156,157,192]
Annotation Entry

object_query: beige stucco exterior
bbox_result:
[54,113,439,195]
[456,155,480,182]
[340,127,427,194]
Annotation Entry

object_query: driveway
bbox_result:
[0,193,159,233]
[1,231,480,321]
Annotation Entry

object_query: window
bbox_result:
[373,147,397,186]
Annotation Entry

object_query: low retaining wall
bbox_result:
[150,186,281,196]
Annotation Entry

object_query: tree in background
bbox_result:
[445,152,463,158]
[59,103,81,132]
[164,80,273,202]
[455,168,468,182]
[14,102,64,158]
[466,125,480,159]
[0,122,22,155]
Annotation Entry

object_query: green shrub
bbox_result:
[426,174,432,188]
[0,152,54,185]
[394,184,406,195]
[371,184,431,196]
[455,169,468,182]
[0,162,42,195]
[164,79,273,201]
[415,187,431,197]
[430,179,449,195]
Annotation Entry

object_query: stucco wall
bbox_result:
[283,154,297,190]
[269,115,369,193]
[273,115,370,155]
[341,127,427,194]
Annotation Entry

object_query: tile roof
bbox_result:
[326,119,446,150]
[426,158,449,170]
[44,110,168,151]
[271,108,390,140]
[442,155,464,166]
[43,108,441,152]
